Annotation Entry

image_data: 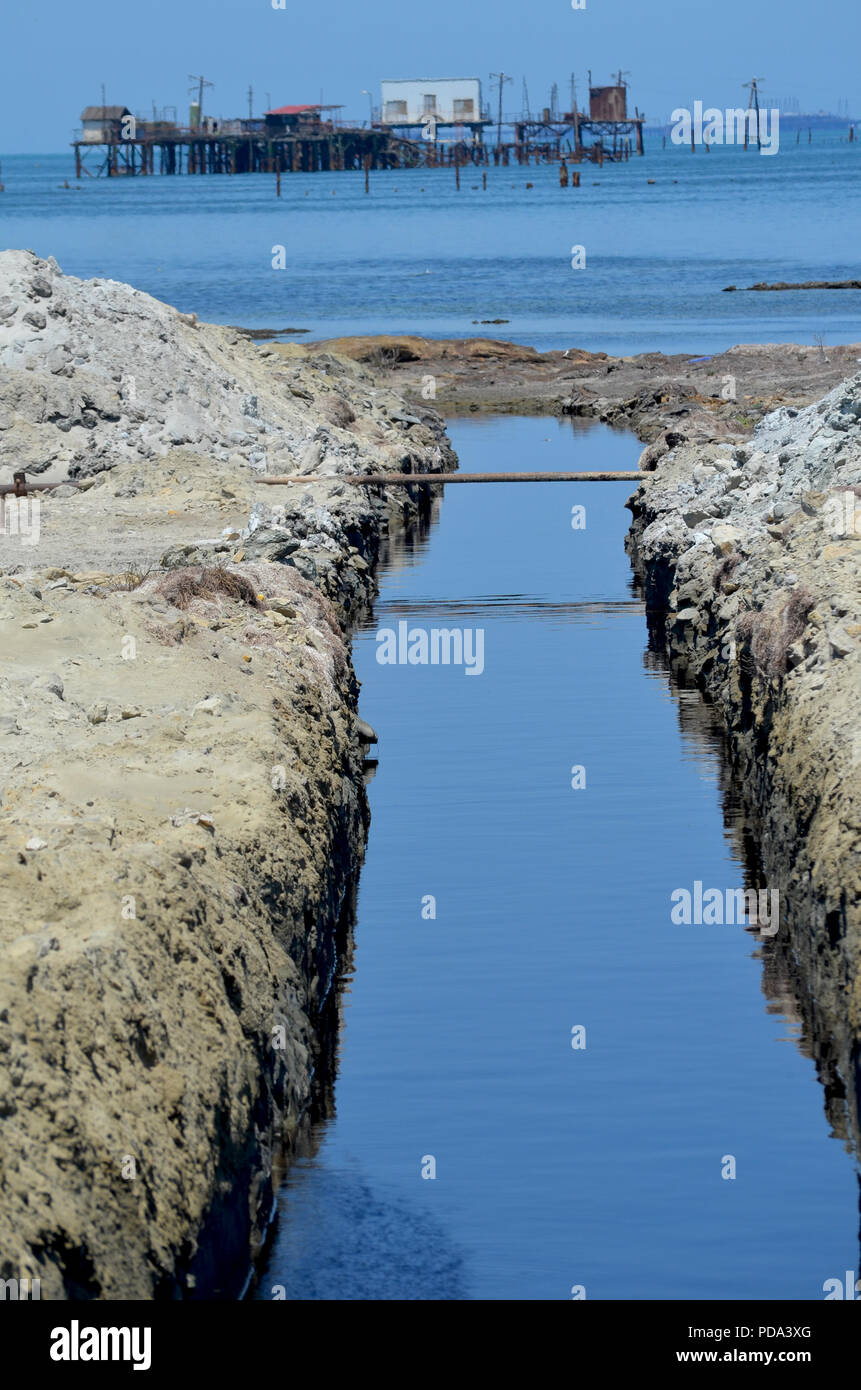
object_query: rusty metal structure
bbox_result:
[261,471,641,485]
[73,120,422,178]
[72,70,645,177]
[514,79,644,162]
[2,470,640,497]
[589,85,628,122]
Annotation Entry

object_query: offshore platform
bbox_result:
[71,71,644,178]
[514,72,645,160]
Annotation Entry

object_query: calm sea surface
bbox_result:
[1,137,860,353]
[254,418,858,1300]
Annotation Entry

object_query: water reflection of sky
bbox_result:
[255,418,859,1301]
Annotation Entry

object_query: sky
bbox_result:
[1,0,859,152]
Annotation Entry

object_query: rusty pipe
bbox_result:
[260,471,641,485]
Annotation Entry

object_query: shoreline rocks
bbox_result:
[297,333,861,438]
[724,280,861,292]
[626,374,861,1151]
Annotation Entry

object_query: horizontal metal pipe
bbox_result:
[0,480,82,497]
[260,471,641,485]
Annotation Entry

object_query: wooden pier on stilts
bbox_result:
[71,72,645,180]
[73,127,421,179]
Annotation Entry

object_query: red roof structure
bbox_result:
[265,105,321,116]
[264,104,343,115]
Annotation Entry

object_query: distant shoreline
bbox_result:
[288,333,861,436]
[724,280,861,293]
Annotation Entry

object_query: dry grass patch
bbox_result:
[736,586,816,677]
[155,565,263,612]
[109,565,154,592]
[712,553,740,591]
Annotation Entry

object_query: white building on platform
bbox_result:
[379,78,486,129]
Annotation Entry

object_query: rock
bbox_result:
[192,697,223,717]
[22,309,47,330]
[25,837,47,851]
[822,543,857,563]
[712,523,743,556]
[30,673,64,699]
[120,706,143,720]
[356,718,378,743]
[299,440,324,473]
[324,396,356,428]
[164,406,202,445]
[45,346,72,374]
[268,599,297,618]
[160,545,200,570]
[828,626,854,658]
[30,276,53,298]
[637,440,667,473]
[87,702,108,725]
[246,535,301,562]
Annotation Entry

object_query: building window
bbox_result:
[385,100,408,120]
[454,99,474,118]
[422,94,437,114]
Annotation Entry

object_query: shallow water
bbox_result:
[254,416,859,1301]
[3,138,861,353]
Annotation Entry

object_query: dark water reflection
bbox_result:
[255,416,859,1301]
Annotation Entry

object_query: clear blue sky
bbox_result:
[2,0,859,152]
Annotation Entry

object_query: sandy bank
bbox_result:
[0,251,453,1298]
